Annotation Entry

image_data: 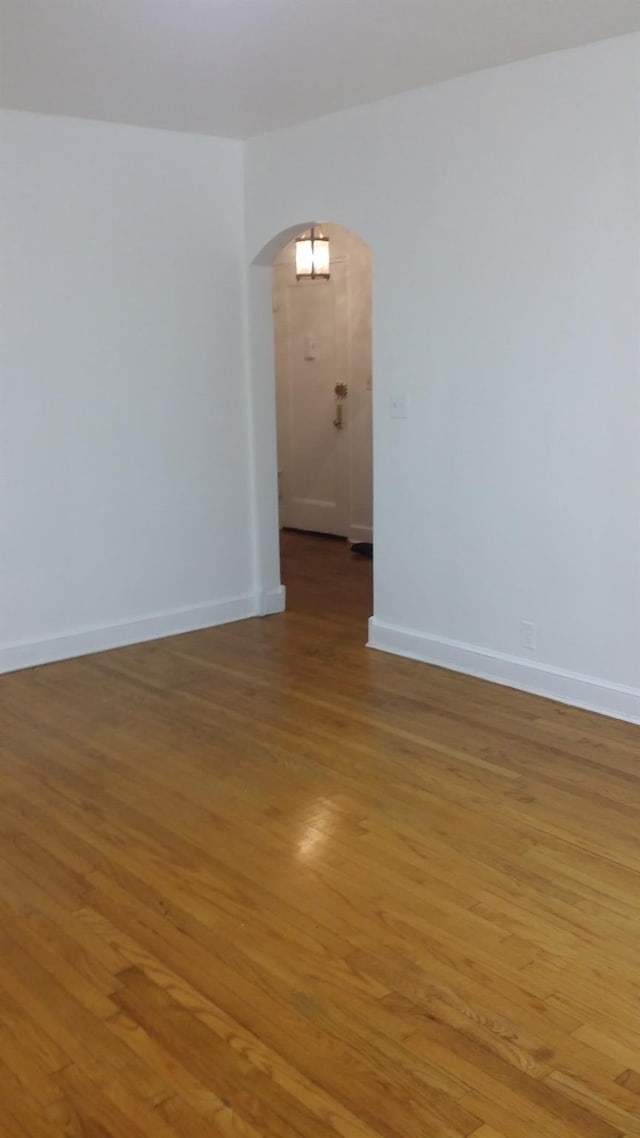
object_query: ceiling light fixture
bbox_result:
[295,226,330,281]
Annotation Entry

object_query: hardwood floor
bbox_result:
[0,529,639,1137]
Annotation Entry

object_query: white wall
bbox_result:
[273,224,373,541]
[0,111,260,671]
[344,227,373,544]
[246,35,640,722]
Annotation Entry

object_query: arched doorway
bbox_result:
[274,223,372,544]
[248,221,373,634]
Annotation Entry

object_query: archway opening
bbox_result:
[248,221,373,638]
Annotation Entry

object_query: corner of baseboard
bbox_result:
[349,525,373,545]
[259,585,286,616]
[367,617,640,726]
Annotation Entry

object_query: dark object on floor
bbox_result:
[351,542,373,559]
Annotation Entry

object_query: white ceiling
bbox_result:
[1,0,639,139]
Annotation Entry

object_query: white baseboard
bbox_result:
[259,585,287,616]
[0,593,260,676]
[368,617,640,726]
[349,525,373,545]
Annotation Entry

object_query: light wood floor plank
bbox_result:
[0,531,638,1136]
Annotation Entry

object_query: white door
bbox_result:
[274,259,350,536]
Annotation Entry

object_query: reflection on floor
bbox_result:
[0,528,639,1136]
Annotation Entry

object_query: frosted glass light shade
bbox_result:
[295,235,314,277]
[295,227,330,280]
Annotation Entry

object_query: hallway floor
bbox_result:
[280,528,372,630]
[0,532,639,1137]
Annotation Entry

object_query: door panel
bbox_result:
[275,261,349,536]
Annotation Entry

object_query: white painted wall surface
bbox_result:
[246,35,640,722]
[273,225,373,541]
[0,111,258,670]
[344,228,373,544]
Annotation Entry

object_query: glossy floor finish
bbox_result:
[1,531,639,1137]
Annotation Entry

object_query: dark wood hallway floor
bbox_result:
[0,531,639,1137]
[280,528,373,629]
